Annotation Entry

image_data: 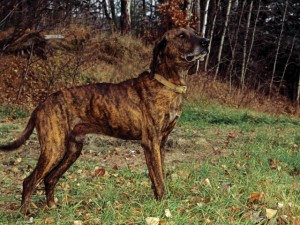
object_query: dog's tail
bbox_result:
[0,108,37,152]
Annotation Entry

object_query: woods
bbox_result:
[0,0,299,104]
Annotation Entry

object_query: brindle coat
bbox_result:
[0,27,209,214]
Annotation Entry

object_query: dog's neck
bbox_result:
[154,74,187,94]
[155,62,188,86]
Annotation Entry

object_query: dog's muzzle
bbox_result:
[183,51,208,62]
[182,38,210,62]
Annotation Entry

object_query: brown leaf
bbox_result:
[44,217,55,224]
[94,168,105,177]
[113,164,120,170]
[247,192,264,203]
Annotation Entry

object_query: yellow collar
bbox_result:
[154,74,187,94]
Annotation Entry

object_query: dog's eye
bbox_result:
[178,33,185,39]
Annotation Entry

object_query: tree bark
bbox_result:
[279,33,297,94]
[202,0,210,37]
[141,0,147,36]
[195,0,201,33]
[204,0,220,72]
[240,0,253,90]
[120,0,131,35]
[269,0,288,95]
[109,0,117,30]
[214,0,232,80]
[297,71,300,105]
[227,0,246,92]
[244,0,261,78]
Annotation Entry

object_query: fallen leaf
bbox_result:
[203,178,212,187]
[268,159,280,170]
[165,209,172,218]
[94,168,106,177]
[266,208,277,219]
[44,217,55,224]
[293,217,300,225]
[280,215,289,224]
[277,202,284,209]
[178,170,190,180]
[72,221,83,225]
[242,210,264,224]
[159,219,167,225]
[113,164,120,170]
[145,217,160,225]
[247,192,264,203]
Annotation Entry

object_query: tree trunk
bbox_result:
[244,0,261,78]
[120,0,131,35]
[204,0,220,72]
[214,0,232,80]
[141,0,147,36]
[109,0,117,30]
[297,71,300,105]
[195,0,201,33]
[228,0,246,92]
[202,0,210,37]
[240,0,253,90]
[269,0,288,95]
[279,33,297,94]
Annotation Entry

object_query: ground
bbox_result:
[0,103,299,224]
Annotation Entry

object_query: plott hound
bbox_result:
[0,27,209,214]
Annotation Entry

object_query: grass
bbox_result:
[0,102,299,224]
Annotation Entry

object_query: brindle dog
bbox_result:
[0,27,209,214]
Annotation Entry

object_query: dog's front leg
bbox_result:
[141,132,166,200]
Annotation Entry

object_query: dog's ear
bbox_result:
[149,37,167,79]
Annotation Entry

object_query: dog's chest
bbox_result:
[163,96,182,126]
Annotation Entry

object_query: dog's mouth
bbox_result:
[184,53,207,62]
[182,47,208,62]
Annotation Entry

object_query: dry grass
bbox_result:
[187,74,300,117]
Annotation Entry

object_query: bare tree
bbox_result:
[202,0,210,37]
[228,1,246,91]
[141,0,147,35]
[244,0,261,81]
[214,0,232,80]
[109,0,117,29]
[195,0,201,33]
[240,0,253,90]
[269,0,288,95]
[120,0,132,35]
[204,0,220,72]
[279,33,297,94]
[297,71,300,105]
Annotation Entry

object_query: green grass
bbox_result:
[0,102,299,224]
[0,105,29,119]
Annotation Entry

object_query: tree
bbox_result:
[240,0,253,90]
[269,0,288,95]
[214,0,232,80]
[120,0,132,35]
[204,0,220,72]
[202,0,210,37]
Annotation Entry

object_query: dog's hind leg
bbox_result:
[21,145,65,214]
[44,138,83,208]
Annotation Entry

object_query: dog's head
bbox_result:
[150,27,209,78]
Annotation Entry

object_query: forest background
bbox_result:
[0,0,299,115]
